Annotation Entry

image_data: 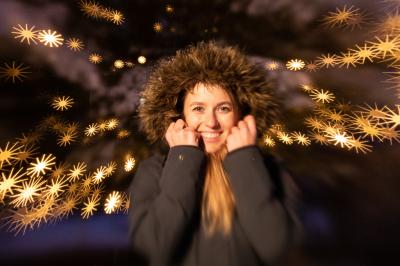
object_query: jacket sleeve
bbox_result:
[222,145,292,264]
[128,145,206,264]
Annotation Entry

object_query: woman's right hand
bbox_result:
[165,119,200,148]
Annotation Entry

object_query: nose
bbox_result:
[204,111,219,128]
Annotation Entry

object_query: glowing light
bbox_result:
[352,118,384,141]
[305,117,325,131]
[380,127,400,144]
[26,154,56,177]
[357,103,388,120]
[326,129,352,148]
[38,30,64,47]
[104,191,122,214]
[120,193,130,213]
[325,109,346,124]
[277,132,293,145]
[0,61,31,83]
[291,132,311,146]
[92,184,105,198]
[138,56,147,64]
[322,5,360,28]
[79,0,102,18]
[286,59,305,71]
[51,96,74,111]
[300,84,315,93]
[0,167,26,200]
[349,44,376,64]
[43,177,68,199]
[98,121,107,132]
[4,208,34,235]
[67,162,87,182]
[263,134,276,147]
[89,53,103,64]
[265,61,279,70]
[81,174,92,189]
[0,142,23,168]
[117,129,130,139]
[56,196,78,218]
[50,161,69,179]
[66,38,84,51]
[377,12,400,35]
[57,130,78,147]
[11,24,38,45]
[310,89,335,104]
[125,61,134,68]
[106,118,119,130]
[85,123,99,136]
[335,101,353,112]
[124,156,136,172]
[367,35,400,59]
[114,59,124,69]
[345,11,366,30]
[153,22,163,32]
[81,195,100,219]
[65,122,80,133]
[105,161,117,177]
[382,105,400,128]
[316,53,338,68]
[107,10,125,25]
[50,120,67,133]
[16,145,38,165]
[337,51,359,68]
[165,4,174,13]
[305,61,318,72]
[65,182,79,197]
[311,132,329,145]
[92,166,107,184]
[16,131,42,146]
[10,176,46,208]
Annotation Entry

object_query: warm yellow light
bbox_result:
[138,56,147,64]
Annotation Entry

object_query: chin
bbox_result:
[204,143,224,154]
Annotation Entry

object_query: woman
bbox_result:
[129,41,295,265]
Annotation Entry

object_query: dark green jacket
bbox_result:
[128,145,294,266]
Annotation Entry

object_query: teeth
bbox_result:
[202,132,221,138]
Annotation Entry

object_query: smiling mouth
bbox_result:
[201,132,222,139]
[200,132,223,143]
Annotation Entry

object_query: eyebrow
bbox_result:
[189,101,232,106]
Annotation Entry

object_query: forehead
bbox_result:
[185,83,232,104]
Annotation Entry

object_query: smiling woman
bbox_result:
[128,41,297,266]
[183,83,239,154]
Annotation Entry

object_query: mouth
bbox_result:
[200,131,223,142]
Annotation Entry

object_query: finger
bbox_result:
[238,120,249,132]
[183,126,196,131]
[174,119,185,130]
[165,122,175,145]
[231,126,240,134]
[244,115,257,136]
[166,122,175,134]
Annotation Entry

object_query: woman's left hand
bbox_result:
[226,115,257,152]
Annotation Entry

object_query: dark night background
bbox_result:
[0,0,399,265]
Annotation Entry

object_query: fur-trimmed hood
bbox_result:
[137,41,279,144]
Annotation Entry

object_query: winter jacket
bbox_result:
[128,144,294,266]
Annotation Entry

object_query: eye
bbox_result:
[192,106,204,112]
[218,106,232,113]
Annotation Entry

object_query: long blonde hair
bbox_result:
[201,145,236,236]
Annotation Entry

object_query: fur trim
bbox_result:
[138,41,279,144]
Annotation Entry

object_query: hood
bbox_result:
[137,41,279,144]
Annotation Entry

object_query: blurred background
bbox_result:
[0,0,399,265]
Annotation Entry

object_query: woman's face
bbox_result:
[183,83,239,154]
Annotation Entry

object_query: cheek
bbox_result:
[185,115,201,128]
[222,114,237,129]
